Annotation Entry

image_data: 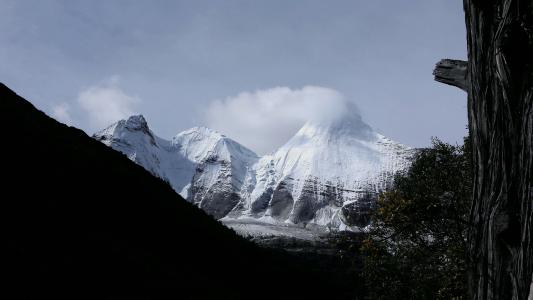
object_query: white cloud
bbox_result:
[48,77,139,132]
[51,102,72,125]
[76,78,139,131]
[205,86,354,154]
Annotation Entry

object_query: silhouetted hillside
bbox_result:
[1,83,360,298]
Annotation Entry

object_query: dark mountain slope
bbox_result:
[1,83,357,298]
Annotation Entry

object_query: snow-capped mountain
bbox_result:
[94,116,258,218]
[94,112,413,230]
[232,111,413,229]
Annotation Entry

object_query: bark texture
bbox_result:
[464,1,533,299]
[436,1,533,299]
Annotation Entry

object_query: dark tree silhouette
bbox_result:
[434,1,532,299]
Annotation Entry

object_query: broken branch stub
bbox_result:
[433,59,468,92]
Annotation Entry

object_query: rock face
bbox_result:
[94,112,413,230]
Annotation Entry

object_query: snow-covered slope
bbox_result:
[171,127,259,218]
[94,115,196,195]
[228,111,413,229]
[94,113,413,230]
[94,116,258,218]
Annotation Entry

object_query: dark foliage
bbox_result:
[0,83,359,298]
[362,138,472,299]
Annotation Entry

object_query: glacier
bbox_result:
[94,111,413,232]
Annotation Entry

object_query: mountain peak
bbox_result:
[289,111,376,148]
[177,126,226,140]
[93,114,154,146]
[172,126,258,163]
[124,114,149,132]
[270,110,412,199]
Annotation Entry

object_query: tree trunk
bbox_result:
[435,1,533,299]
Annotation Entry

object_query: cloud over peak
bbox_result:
[77,79,139,130]
[50,77,140,132]
[205,86,357,154]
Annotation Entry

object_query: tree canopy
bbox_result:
[363,138,472,299]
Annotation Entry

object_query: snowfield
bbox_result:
[222,218,326,241]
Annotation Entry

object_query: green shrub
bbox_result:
[362,138,472,299]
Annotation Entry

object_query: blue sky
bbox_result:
[0,0,468,153]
